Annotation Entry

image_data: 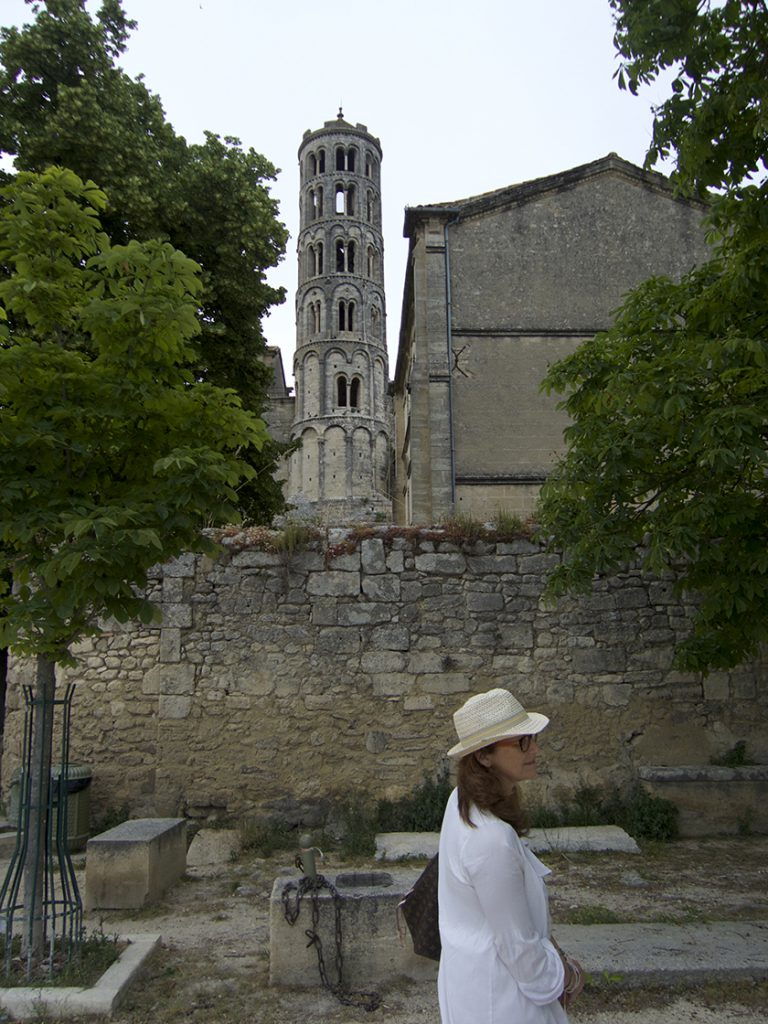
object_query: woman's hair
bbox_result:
[456,744,529,834]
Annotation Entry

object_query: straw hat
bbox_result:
[447,688,548,759]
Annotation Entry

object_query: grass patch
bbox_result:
[559,904,625,925]
[0,930,122,987]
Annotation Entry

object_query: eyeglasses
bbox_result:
[517,734,536,752]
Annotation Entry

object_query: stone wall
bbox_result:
[4,531,766,825]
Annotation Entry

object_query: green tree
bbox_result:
[0,166,268,960]
[0,0,290,523]
[537,0,768,673]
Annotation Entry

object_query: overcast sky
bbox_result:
[2,0,670,386]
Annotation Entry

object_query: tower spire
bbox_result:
[287,118,392,522]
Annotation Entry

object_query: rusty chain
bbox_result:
[281,874,382,1012]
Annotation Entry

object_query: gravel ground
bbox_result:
[6,836,767,1023]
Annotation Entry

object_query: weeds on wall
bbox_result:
[710,740,755,767]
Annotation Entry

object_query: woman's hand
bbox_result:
[559,956,585,1010]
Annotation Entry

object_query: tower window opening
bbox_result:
[337,375,348,407]
[346,184,356,216]
[335,184,345,214]
[336,239,345,273]
[367,246,375,277]
[350,377,360,408]
[347,240,355,273]
[371,305,381,338]
[307,245,315,277]
[309,153,317,177]
[366,190,373,222]
[336,146,345,171]
[347,147,357,172]
[316,242,323,274]
[365,154,372,177]
[318,148,325,173]
[316,187,323,217]
[338,300,355,332]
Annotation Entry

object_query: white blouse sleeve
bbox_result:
[463,827,565,1006]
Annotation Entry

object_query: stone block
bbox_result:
[337,603,391,626]
[375,832,439,860]
[142,663,195,696]
[158,628,181,664]
[572,647,627,674]
[414,553,466,575]
[158,695,193,719]
[163,554,196,577]
[325,551,361,571]
[270,870,436,988]
[404,695,435,711]
[186,828,241,867]
[361,538,386,574]
[466,592,504,612]
[361,651,407,673]
[370,625,411,651]
[466,555,519,574]
[231,550,283,568]
[638,766,768,836]
[365,731,389,753]
[307,571,360,597]
[386,550,405,572]
[85,818,187,910]
[162,577,185,603]
[371,673,413,696]
[316,628,361,654]
[362,575,401,601]
[311,599,337,625]
[420,672,470,694]
[161,603,192,629]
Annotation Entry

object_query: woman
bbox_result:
[438,688,582,1023]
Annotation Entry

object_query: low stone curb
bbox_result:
[558,921,768,986]
[375,825,640,860]
[0,933,161,1020]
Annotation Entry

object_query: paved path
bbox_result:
[558,920,768,986]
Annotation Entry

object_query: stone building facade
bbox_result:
[4,532,765,825]
[277,113,393,523]
[393,155,711,524]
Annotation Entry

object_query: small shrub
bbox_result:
[492,509,524,538]
[526,784,678,841]
[619,787,678,842]
[710,740,755,767]
[239,818,297,856]
[377,768,452,833]
[271,523,317,555]
[333,793,379,858]
[442,513,487,544]
[92,802,130,834]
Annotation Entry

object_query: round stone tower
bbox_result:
[287,111,392,521]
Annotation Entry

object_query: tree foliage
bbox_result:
[0,165,267,661]
[537,0,768,673]
[0,0,290,522]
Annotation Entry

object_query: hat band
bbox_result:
[456,708,529,747]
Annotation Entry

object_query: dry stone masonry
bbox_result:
[4,531,765,826]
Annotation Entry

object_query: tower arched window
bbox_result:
[371,305,381,338]
[337,374,348,407]
[338,300,355,332]
[349,377,361,409]
[336,146,345,171]
[346,184,356,216]
[367,245,377,278]
[316,242,323,274]
[307,245,315,278]
[366,190,373,222]
[335,184,345,214]
[347,147,357,172]
[347,240,355,273]
[365,154,372,177]
[318,148,325,173]
[315,187,323,218]
[335,239,355,273]
[309,153,317,177]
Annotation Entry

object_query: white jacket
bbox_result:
[438,788,568,1024]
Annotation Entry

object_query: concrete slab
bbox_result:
[557,921,768,985]
[375,825,639,860]
[528,825,640,854]
[186,828,241,867]
[0,933,160,1020]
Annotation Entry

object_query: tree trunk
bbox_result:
[22,655,55,960]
